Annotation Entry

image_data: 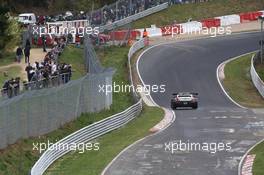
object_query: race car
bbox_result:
[171,92,198,110]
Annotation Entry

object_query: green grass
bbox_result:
[132,0,264,28]
[250,141,264,175]
[45,106,163,175]
[255,63,264,82]
[0,66,22,85]
[0,52,16,67]
[59,45,86,80]
[0,46,152,175]
[223,53,264,108]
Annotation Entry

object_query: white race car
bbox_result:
[171,92,198,110]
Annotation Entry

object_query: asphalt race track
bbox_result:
[104,32,264,175]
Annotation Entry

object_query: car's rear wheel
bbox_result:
[192,103,198,109]
[171,103,177,110]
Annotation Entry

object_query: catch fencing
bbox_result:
[99,2,169,32]
[91,0,168,27]
[0,36,115,149]
[0,70,114,149]
[1,72,71,99]
[250,52,264,98]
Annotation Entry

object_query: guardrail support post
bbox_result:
[259,16,264,64]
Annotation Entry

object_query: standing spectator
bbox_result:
[24,45,30,63]
[25,39,31,48]
[25,63,33,82]
[16,46,23,63]
[13,77,20,96]
[42,35,47,52]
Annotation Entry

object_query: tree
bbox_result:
[0,3,21,58]
[0,3,10,58]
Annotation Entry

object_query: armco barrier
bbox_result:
[250,53,264,98]
[31,99,143,175]
[100,2,168,32]
[240,11,263,22]
[215,14,240,26]
[201,18,220,28]
[128,38,148,99]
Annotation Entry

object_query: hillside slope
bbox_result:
[132,0,264,28]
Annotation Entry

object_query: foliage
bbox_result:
[0,3,22,58]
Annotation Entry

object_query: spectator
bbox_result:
[25,63,34,82]
[16,46,23,63]
[42,35,47,52]
[2,37,71,98]
[1,80,9,97]
[24,45,30,63]
[25,39,31,48]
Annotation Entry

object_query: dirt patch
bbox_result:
[0,48,49,81]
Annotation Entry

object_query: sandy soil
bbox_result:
[0,48,49,81]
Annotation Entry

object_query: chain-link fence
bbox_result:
[90,0,168,27]
[0,35,115,150]
[84,36,105,73]
[90,0,209,27]
[0,69,115,149]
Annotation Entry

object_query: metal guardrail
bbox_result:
[30,37,148,175]
[250,52,264,98]
[30,99,143,175]
[99,2,168,32]
[128,38,146,100]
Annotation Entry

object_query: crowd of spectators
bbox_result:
[1,37,72,99]
[1,78,20,98]
[90,0,168,25]
[89,0,208,25]
[36,0,208,26]
[24,37,72,90]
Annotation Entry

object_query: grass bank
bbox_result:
[255,63,264,82]
[0,66,21,85]
[0,52,16,67]
[223,53,264,108]
[59,45,86,80]
[0,46,161,175]
[132,0,264,28]
[250,141,264,175]
[45,106,163,175]
[44,46,163,174]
